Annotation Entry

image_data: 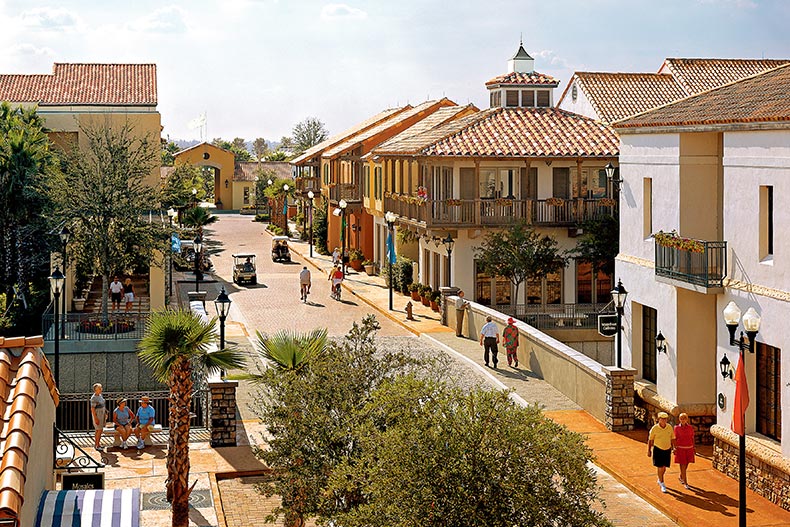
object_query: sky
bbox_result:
[1,0,789,143]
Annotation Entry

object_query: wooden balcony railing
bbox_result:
[295,176,320,194]
[655,238,727,289]
[383,195,617,228]
[328,183,362,203]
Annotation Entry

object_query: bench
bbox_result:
[102,423,163,447]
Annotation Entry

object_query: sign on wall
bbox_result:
[598,314,619,337]
[62,472,105,491]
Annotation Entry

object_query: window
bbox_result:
[480,168,516,199]
[323,163,329,185]
[760,185,774,260]
[374,166,382,200]
[644,178,653,238]
[536,90,550,107]
[490,91,502,108]
[363,165,370,197]
[522,90,535,107]
[576,261,612,304]
[475,261,511,306]
[642,306,657,383]
[552,167,570,199]
[506,90,519,107]
[527,270,563,305]
[756,342,781,441]
[243,187,250,205]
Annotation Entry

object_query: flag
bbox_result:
[283,195,288,215]
[341,214,346,245]
[171,233,181,254]
[386,230,396,265]
[187,112,206,130]
[732,350,749,436]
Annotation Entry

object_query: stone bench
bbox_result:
[102,423,163,447]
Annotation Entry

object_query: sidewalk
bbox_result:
[287,235,790,527]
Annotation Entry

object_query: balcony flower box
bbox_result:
[546,197,565,207]
[654,230,705,254]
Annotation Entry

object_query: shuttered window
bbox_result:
[537,90,550,107]
[757,342,781,441]
[506,90,519,107]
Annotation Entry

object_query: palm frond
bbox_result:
[254,328,328,373]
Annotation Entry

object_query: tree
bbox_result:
[211,137,252,162]
[252,137,268,161]
[569,215,619,277]
[52,121,162,320]
[266,151,288,161]
[312,198,329,255]
[181,206,218,237]
[160,163,203,210]
[292,118,328,155]
[278,136,295,152]
[138,309,245,527]
[254,328,328,372]
[474,222,566,305]
[161,140,180,166]
[328,378,612,527]
[264,177,295,233]
[0,103,57,334]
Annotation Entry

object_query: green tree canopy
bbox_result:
[160,163,203,209]
[292,117,328,155]
[474,221,567,305]
[252,137,268,161]
[161,140,180,166]
[211,137,252,162]
[181,206,218,236]
[569,215,619,277]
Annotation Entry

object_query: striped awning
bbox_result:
[36,489,140,527]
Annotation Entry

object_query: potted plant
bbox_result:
[420,285,432,307]
[430,291,441,312]
[349,248,365,271]
[409,282,421,301]
[363,260,376,275]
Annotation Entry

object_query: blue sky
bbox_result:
[1,0,788,143]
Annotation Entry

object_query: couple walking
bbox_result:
[478,315,519,369]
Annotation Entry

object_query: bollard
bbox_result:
[405,301,415,320]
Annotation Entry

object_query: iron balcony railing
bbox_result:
[654,239,727,288]
[328,182,362,203]
[42,309,150,341]
[384,196,616,228]
[492,303,614,330]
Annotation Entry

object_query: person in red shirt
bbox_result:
[502,317,519,367]
[674,412,695,489]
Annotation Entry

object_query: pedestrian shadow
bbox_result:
[667,485,742,516]
[305,301,326,308]
[495,366,541,381]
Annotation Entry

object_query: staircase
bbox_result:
[82,275,151,314]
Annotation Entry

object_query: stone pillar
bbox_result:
[604,367,636,431]
[209,379,238,447]
[439,286,460,326]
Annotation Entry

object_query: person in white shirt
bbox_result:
[455,290,469,337]
[479,315,500,368]
[299,266,311,302]
[109,276,124,312]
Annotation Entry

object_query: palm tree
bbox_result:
[181,206,218,237]
[255,328,328,372]
[138,309,245,527]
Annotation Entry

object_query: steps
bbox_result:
[81,276,150,314]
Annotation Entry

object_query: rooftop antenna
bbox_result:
[520,32,523,46]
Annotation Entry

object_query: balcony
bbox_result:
[328,183,362,204]
[495,303,614,330]
[384,195,616,228]
[654,237,727,292]
[295,176,320,195]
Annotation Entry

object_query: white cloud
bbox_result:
[321,3,367,20]
[19,7,79,30]
[132,6,188,33]
[532,49,574,70]
[7,43,55,57]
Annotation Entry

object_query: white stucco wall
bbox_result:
[557,79,598,120]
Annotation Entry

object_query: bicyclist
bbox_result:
[299,266,311,301]
[328,266,344,299]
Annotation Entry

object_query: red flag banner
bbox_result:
[732,351,749,436]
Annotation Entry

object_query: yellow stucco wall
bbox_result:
[174,143,237,209]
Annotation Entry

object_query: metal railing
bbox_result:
[493,303,614,330]
[42,310,150,341]
[328,183,362,203]
[56,389,209,432]
[655,239,727,288]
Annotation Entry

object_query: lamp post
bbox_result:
[605,162,622,191]
[192,187,197,208]
[339,199,348,274]
[167,208,177,297]
[611,279,628,368]
[440,233,455,287]
[59,226,70,337]
[722,301,761,527]
[385,211,397,311]
[308,190,315,258]
[214,286,232,379]
[194,235,202,293]
[49,267,65,388]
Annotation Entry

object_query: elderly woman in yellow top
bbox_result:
[647,411,676,493]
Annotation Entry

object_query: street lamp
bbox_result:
[339,199,348,274]
[385,211,397,311]
[605,162,622,190]
[191,187,197,207]
[440,233,455,286]
[167,209,177,297]
[721,300,761,527]
[193,235,202,293]
[611,279,628,368]
[59,226,70,336]
[308,190,315,258]
[49,266,65,388]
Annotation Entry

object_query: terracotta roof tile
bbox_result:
[0,63,157,106]
[0,338,59,520]
[234,161,292,182]
[423,107,619,158]
[615,63,790,129]
[369,105,479,156]
[662,58,790,95]
[485,71,560,87]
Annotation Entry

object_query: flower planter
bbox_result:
[364,264,375,275]
[430,301,439,312]
[421,296,431,307]
[73,298,86,311]
[349,259,363,271]
[411,291,421,301]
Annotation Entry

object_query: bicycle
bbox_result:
[300,283,311,303]
[331,282,342,301]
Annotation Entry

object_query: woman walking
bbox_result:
[123,278,135,313]
[674,412,695,489]
[90,383,106,451]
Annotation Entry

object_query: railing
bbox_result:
[385,196,617,227]
[296,176,320,194]
[655,239,727,288]
[54,424,105,471]
[42,311,150,341]
[493,303,614,330]
[56,389,209,432]
[328,183,361,203]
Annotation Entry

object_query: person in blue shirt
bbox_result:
[134,396,156,449]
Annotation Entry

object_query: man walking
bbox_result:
[479,315,499,368]
[299,266,311,302]
[647,411,676,493]
[109,276,124,312]
[455,290,469,337]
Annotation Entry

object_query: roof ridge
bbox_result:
[416,108,500,154]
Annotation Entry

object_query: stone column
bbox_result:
[209,379,238,447]
[604,367,636,431]
[439,286,460,326]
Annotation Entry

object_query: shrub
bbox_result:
[254,213,270,223]
[408,283,419,293]
[349,248,365,261]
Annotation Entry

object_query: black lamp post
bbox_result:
[385,211,396,311]
[49,266,65,388]
[194,235,202,293]
[440,233,455,286]
[308,190,315,258]
[59,226,70,336]
[215,286,231,378]
[339,199,348,274]
[611,279,628,368]
[605,162,622,190]
[167,208,177,297]
[722,301,761,527]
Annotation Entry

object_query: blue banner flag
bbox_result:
[171,233,181,254]
[283,196,288,215]
[386,230,396,265]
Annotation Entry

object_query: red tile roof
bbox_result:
[369,105,479,156]
[0,63,157,106]
[423,107,618,158]
[0,336,58,521]
[661,58,790,95]
[234,161,292,182]
[485,71,559,87]
[615,63,790,129]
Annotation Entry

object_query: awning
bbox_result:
[36,489,140,527]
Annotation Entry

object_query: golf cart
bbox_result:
[232,253,257,284]
[271,236,291,263]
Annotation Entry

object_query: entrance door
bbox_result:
[756,342,781,440]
